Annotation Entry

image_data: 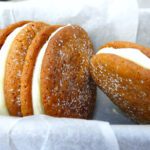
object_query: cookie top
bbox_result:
[39,25,96,119]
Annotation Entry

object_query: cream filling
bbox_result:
[0,24,28,115]
[32,41,48,114]
[32,25,71,115]
[97,47,150,70]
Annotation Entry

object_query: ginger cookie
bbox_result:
[34,25,96,119]
[4,22,48,116]
[90,41,150,123]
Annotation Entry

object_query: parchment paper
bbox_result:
[0,0,150,150]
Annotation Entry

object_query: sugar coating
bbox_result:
[41,25,96,118]
[91,59,149,122]
[0,24,28,115]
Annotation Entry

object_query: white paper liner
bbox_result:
[112,125,150,150]
[136,8,150,47]
[0,115,119,150]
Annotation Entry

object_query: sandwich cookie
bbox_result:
[0,24,31,115]
[90,41,150,123]
[33,25,96,119]
[0,21,29,49]
[3,22,48,116]
[21,25,61,116]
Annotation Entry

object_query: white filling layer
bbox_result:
[0,24,28,115]
[32,41,48,114]
[32,25,71,115]
[97,47,150,69]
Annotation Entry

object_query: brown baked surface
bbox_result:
[90,41,150,123]
[4,22,48,116]
[41,25,96,119]
[0,21,30,49]
[21,25,61,116]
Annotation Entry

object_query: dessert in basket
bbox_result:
[1,21,150,124]
[0,21,96,118]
